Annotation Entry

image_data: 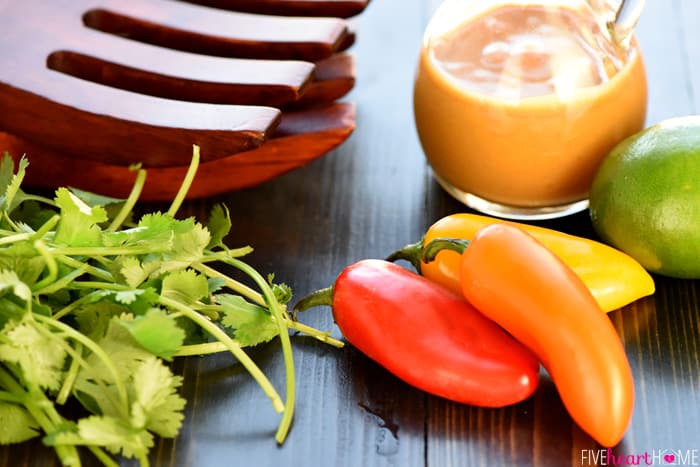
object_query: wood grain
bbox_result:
[1,0,699,466]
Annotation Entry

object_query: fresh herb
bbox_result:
[0,146,342,466]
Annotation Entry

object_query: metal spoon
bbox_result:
[612,0,646,48]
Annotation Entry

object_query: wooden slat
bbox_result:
[0,75,280,167]
[2,103,357,200]
[85,0,350,61]
[289,53,355,109]
[178,0,372,18]
[44,24,315,107]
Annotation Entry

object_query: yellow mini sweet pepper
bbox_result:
[387,213,655,312]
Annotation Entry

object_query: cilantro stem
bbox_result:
[0,231,30,245]
[16,193,57,207]
[195,263,265,307]
[203,246,255,259]
[107,168,146,232]
[33,265,89,296]
[0,389,23,403]
[167,145,200,218]
[187,303,220,321]
[33,315,130,418]
[2,211,21,233]
[285,321,344,348]
[52,291,102,321]
[33,327,125,427]
[0,366,82,466]
[27,404,82,467]
[222,257,296,444]
[31,324,123,417]
[158,295,285,413]
[174,319,345,355]
[30,214,60,241]
[175,342,234,356]
[0,365,27,398]
[69,281,125,291]
[57,342,83,405]
[56,255,114,282]
[87,447,120,467]
[51,245,171,257]
[32,239,58,291]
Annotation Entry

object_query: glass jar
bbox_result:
[413,0,647,219]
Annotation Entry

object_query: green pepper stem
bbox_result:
[421,237,470,264]
[293,287,334,313]
[384,239,424,272]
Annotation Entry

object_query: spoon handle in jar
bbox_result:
[613,0,646,47]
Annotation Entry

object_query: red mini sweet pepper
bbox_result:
[295,259,540,408]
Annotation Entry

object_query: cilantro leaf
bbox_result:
[101,220,174,249]
[0,271,33,328]
[69,187,127,226]
[0,153,15,207]
[206,204,231,249]
[217,294,279,347]
[117,256,162,289]
[0,298,27,330]
[53,188,108,247]
[47,415,154,460]
[110,214,210,276]
[0,155,28,214]
[160,269,209,305]
[7,199,57,232]
[73,315,151,418]
[267,274,293,305]
[119,309,185,360]
[0,270,32,302]
[130,356,185,437]
[160,222,210,274]
[73,301,130,341]
[140,215,209,273]
[69,187,124,208]
[0,319,67,390]
[207,277,226,295]
[0,244,47,286]
[0,402,40,444]
[92,287,159,312]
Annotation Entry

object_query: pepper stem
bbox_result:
[421,237,470,263]
[293,286,334,313]
[384,238,425,272]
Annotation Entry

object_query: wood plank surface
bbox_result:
[1,0,699,466]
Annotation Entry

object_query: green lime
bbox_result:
[589,116,700,278]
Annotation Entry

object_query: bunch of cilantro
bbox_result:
[0,147,341,466]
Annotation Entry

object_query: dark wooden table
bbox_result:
[5,0,700,466]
